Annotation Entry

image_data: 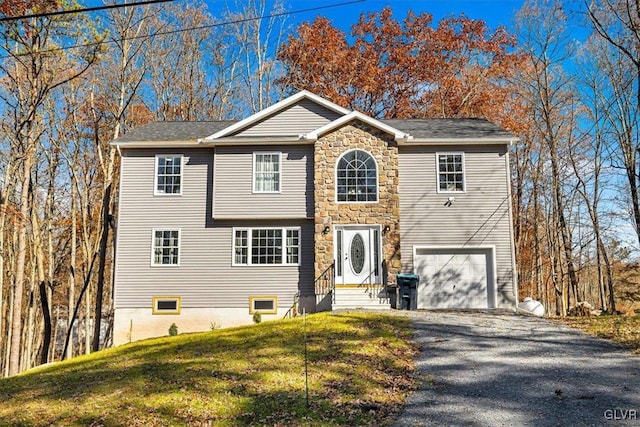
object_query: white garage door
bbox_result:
[414,248,495,309]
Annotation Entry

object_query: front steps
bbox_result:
[332,285,391,310]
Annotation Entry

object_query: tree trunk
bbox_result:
[30,178,52,366]
[63,252,98,359]
[66,180,77,359]
[38,281,51,365]
[9,154,33,376]
[92,184,112,352]
[0,159,15,373]
[84,284,91,355]
[23,266,36,372]
[597,238,616,313]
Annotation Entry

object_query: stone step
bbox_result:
[333,286,390,309]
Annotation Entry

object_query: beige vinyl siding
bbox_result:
[234,99,343,136]
[398,145,516,307]
[114,147,314,311]
[214,145,313,218]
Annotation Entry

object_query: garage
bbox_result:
[413,247,496,309]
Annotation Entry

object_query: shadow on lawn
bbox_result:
[0,313,416,426]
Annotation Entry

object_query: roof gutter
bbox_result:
[112,137,312,148]
[111,136,519,148]
[399,137,518,145]
[111,140,202,148]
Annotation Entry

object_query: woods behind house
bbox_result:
[0,0,638,376]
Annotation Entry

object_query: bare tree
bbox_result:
[586,0,640,245]
[144,2,239,121]
[516,0,581,314]
[226,0,288,113]
[0,1,99,375]
[571,35,627,312]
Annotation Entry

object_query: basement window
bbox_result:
[152,296,181,315]
[249,296,277,314]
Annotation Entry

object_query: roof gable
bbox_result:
[304,111,411,142]
[204,90,350,140]
[230,98,344,137]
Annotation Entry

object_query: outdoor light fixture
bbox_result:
[322,226,330,234]
[383,225,391,235]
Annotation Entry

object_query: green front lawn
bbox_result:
[0,312,418,426]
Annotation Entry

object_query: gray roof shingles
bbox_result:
[114,121,236,142]
[381,118,514,140]
[114,118,514,143]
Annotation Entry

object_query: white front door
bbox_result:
[335,226,381,285]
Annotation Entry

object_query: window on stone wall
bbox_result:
[336,149,378,202]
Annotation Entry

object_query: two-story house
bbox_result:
[112,90,518,345]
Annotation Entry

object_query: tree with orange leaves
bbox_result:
[277,7,526,128]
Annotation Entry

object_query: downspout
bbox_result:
[212,145,216,218]
[505,139,519,309]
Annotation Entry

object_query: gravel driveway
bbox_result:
[392,310,640,427]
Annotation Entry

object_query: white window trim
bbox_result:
[232,226,301,266]
[150,228,181,267]
[436,152,466,194]
[335,148,379,204]
[252,152,282,194]
[154,154,183,196]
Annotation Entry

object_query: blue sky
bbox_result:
[196,0,525,34]
[276,0,524,31]
[77,1,590,41]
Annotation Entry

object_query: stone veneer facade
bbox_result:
[314,120,401,285]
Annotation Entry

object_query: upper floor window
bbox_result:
[155,155,182,195]
[253,152,281,193]
[437,153,465,192]
[152,229,180,266]
[336,149,378,203]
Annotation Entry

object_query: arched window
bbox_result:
[336,149,378,202]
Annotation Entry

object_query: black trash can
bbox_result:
[396,273,419,310]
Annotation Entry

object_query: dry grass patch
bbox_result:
[557,315,640,354]
[0,312,418,426]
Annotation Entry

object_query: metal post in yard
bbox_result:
[303,308,309,409]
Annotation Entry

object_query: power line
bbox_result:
[0,0,366,59]
[0,0,175,22]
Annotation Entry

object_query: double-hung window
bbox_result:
[253,152,281,193]
[155,155,182,195]
[152,229,180,266]
[437,153,465,192]
[233,227,300,266]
